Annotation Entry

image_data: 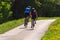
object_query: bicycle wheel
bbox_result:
[24,17,29,28]
[31,19,35,28]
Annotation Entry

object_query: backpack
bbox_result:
[25,7,31,14]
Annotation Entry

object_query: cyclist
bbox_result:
[30,8,38,29]
[24,6,31,28]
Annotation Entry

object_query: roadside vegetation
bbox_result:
[42,17,60,40]
[0,18,24,34]
[0,17,54,34]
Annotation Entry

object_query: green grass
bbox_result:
[0,17,59,34]
[0,18,24,34]
[0,17,53,34]
[41,17,60,40]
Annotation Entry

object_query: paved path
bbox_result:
[0,20,55,40]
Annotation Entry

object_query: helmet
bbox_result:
[32,8,35,10]
[28,6,31,8]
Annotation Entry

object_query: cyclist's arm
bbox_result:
[35,10,38,18]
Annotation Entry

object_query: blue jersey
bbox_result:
[25,7,31,14]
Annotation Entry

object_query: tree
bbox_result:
[0,0,12,23]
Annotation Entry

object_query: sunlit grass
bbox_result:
[0,18,24,34]
[0,17,60,34]
[0,17,52,34]
[41,17,60,40]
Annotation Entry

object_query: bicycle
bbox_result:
[31,19,36,29]
[24,17,29,28]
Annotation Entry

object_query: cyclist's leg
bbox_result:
[24,17,28,28]
[24,13,27,26]
[26,17,29,25]
[24,17,26,26]
[34,18,36,24]
[27,17,29,23]
[31,19,35,29]
[34,16,37,24]
[33,18,35,26]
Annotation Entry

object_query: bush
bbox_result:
[12,0,60,17]
[0,0,12,23]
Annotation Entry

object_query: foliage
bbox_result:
[12,0,60,18]
[0,0,12,23]
[0,0,60,23]
[39,0,60,17]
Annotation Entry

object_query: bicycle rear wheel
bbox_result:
[24,17,29,28]
[31,19,35,28]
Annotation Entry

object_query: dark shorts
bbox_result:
[25,13,29,17]
[32,15,36,20]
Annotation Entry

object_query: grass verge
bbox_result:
[41,17,60,40]
[0,18,24,34]
[0,17,58,34]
